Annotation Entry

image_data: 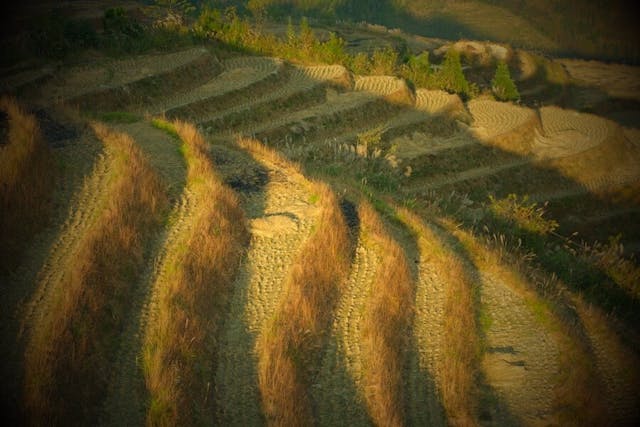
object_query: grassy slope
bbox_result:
[143,121,248,426]
[0,96,54,274]
[256,177,350,426]
[24,123,167,425]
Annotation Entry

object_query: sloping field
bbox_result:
[559,59,640,101]
[2,43,639,427]
[468,99,537,142]
[415,89,464,115]
[533,106,617,159]
[39,48,217,107]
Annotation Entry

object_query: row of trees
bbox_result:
[25,2,519,102]
[194,8,519,101]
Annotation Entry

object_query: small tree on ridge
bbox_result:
[492,61,520,101]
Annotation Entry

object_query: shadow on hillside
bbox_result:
[219,65,640,339]
[0,113,101,426]
[377,203,449,424]
[6,37,639,422]
[432,220,522,425]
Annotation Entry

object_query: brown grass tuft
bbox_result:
[143,120,248,426]
[0,96,54,273]
[256,180,351,426]
[358,202,413,427]
[24,123,167,425]
[398,209,480,426]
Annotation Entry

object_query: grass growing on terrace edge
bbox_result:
[256,176,351,426]
[442,220,607,426]
[143,120,248,426]
[358,202,414,427]
[396,208,481,426]
[0,96,54,274]
[23,122,167,425]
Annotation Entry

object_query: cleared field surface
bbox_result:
[468,99,536,141]
[415,89,463,115]
[559,59,640,101]
[2,42,639,427]
[533,106,617,159]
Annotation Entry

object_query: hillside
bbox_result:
[228,0,640,63]
[1,3,640,426]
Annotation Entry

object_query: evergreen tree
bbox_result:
[436,48,470,97]
[492,61,520,101]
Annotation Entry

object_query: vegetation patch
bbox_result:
[0,96,54,274]
[143,120,248,426]
[24,123,167,425]
[257,179,350,425]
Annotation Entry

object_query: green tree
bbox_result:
[286,16,297,47]
[401,52,430,87]
[436,48,470,97]
[299,16,316,52]
[491,61,520,101]
[321,32,347,64]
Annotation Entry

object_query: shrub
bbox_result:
[488,194,558,236]
[63,20,99,49]
[320,32,347,64]
[400,52,430,87]
[192,7,224,39]
[492,61,520,101]
[349,51,371,75]
[103,7,144,39]
[29,13,70,59]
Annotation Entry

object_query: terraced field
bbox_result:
[1,45,639,426]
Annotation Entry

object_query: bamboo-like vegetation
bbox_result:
[24,123,167,425]
[143,120,248,426]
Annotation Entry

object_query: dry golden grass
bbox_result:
[143,120,248,426]
[358,202,413,427]
[24,123,167,425]
[236,136,301,172]
[397,209,480,427]
[445,223,607,426]
[0,96,54,273]
[256,180,350,426]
